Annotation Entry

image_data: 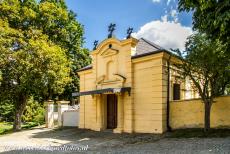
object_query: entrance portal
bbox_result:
[107,94,117,129]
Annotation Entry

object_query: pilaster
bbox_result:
[57,101,69,127]
[44,100,54,128]
[114,94,124,133]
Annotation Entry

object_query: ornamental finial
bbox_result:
[108,23,116,38]
[93,40,99,50]
[126,27,133,39]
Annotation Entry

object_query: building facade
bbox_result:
[75,37,197,133]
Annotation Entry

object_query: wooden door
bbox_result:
[107,94,117,129]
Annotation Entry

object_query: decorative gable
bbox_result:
[100,48,119,58]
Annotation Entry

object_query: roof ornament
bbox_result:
[93,40,99,50]
[126,27,133,39]
[108,23,116,38]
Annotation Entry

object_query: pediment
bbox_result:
[100,48,119,57]
[96,74,126,86]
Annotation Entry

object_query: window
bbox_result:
[173,83,181,100]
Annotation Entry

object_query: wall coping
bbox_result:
[171,98,201,103]
[64,110,79,112]
[171,95,230,103]
[57,101,70,105]
[44,100,54,105]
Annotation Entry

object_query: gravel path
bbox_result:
[0,126,229,154]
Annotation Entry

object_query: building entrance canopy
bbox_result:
[72,87,131,97]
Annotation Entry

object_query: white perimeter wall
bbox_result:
[63,110,79,127]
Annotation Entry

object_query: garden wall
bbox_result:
[63,110,79,127]
[170,96,230,129]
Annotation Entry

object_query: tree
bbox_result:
[38,0,91,99]
[173,33,230,132]
[178,0,230,53]
[0,0,91,100]
[0,0,91,130]
[0,19,71,130]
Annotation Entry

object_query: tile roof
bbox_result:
[76,65,92,72]
[134,38,165,56]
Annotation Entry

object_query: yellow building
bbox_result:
[76,37,176,133]
[75,37,230,133]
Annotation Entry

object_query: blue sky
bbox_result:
[65,0,193,50]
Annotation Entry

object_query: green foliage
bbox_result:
[0,0,90,130]
[0,122,13,135]
[0,12,71,129]
[0,19,71,99]
[0,0,91,100]
[173,33,230,131]
[0,100,14,122]
[22,97,45,124]
[0,121,39,135]
[177,0,230,131]
[174,33,230,98]
[225,85,230,95]
[178,0,230,53]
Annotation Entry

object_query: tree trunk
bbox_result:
[204,101,211,132]
[13,110,23,131]
[13,94,27,131]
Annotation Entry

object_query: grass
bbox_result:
[0,122,13,135]
[167,128,230,138]
[0,121,41,135]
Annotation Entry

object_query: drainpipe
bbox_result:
[166,54,172,131]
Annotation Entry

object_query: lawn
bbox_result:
[0,122,12,135]
[0,122,39,135]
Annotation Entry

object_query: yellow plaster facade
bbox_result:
[170,96,230,129]
[77,37,174,133]
[77,37,230,133]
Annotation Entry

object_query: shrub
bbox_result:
[0,100,14,122]
[22,97,45,124]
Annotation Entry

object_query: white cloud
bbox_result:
[170,9,178,22]
[166,0,177,5]
[152,0,161,3]
[161,15,168,22]
[132,19,193,51]
[167,0,171,5]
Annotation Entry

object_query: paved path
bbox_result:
[0,127,229,154]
